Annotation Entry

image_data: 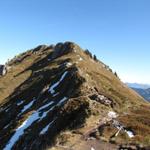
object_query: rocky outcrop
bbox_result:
[52,42,76,59]
[0,65,7,76]
[32,45,52,54]
[84,49,93,58]
[89,93,113,106]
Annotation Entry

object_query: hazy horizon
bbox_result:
[0,0,150,84]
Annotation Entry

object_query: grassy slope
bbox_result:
[0,47,53,104]
[0,43,146,108]
[0,43,150,148]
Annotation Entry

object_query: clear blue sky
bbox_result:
[0,0,150,84]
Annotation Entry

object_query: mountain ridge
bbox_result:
[0,42,150,150]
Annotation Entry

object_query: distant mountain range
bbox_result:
[126,83,150,89]
[132,88,150,102]
[126,83,150,102]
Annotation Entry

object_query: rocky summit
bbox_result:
[0,42,150,150]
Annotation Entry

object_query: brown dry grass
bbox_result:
[0,43,150,148]
[118,105,150,145]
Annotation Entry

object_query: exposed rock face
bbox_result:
[32,45,48,52]
[32,45,52,54]
[52,42,76,59]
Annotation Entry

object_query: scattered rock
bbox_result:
[89,93,112,106]
[108,111,118,119]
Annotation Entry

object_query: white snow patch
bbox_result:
[52,92,59,97]
[125,130,134,138]
[112,120,134,138]
[2,105,10,112]
[17,100,24,106]
[4,111,39,150]
[66,62,72,67]
[79,57,83,61]
[5,108,9,112]
[48,71,68,95]
[57,97,68,106]
[40,118,57,135]
[62,62,72,67]
[48,58,51,61]
[4,124,10,129]
[19,99,36,116]
[39,101,54,111]
[108,111,118,119]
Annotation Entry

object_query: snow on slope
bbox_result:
[4,97,67,150]
[18,98,36,116]
[48,71,68,95]
[40,118,57,135]
[4,71,69,150]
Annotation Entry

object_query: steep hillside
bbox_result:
[0,42,150,150]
